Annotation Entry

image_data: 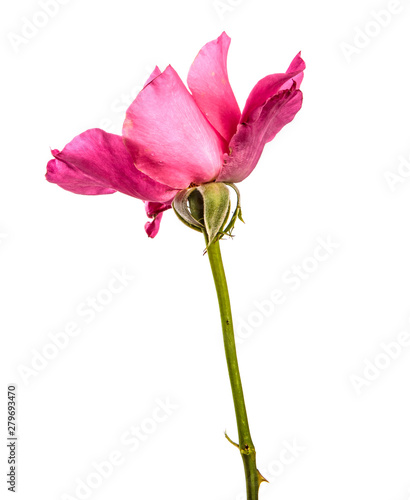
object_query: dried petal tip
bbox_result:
[172,182,243,247]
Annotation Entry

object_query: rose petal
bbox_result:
[145,200,172,218]
[144,66,162,87]
[46,157,116,195]
[143,200,172,238]
[241,53,305,122]
[123,65,226,190]
[218,86,303,183]
[187,32,240,143]
[280,52,305,90]
[46,128,177,202]
[145,211,164,238]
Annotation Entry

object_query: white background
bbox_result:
[1,0,410,499]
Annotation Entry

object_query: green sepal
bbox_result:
[172,187,204,232]
[196,182,230,247]
[222,182,244,237]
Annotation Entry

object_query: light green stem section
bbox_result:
[206,239,261,500]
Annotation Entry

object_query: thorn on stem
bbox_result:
[257,469,269,485]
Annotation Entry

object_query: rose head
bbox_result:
[46,33,305,238]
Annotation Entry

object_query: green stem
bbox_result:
[206,238,263,500]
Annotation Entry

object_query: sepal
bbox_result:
[172,182,243,248]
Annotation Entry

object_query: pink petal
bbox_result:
[218,86,303,183]
[144,66,162,87]
[145,212,164,238]
[144,201,172,238]
[280,52,305,90]
[46,157,116,195]
[187,32,240,143]
[145,200,172,218]
[46,128,178,202]
[241,53,305,122]
[123,65,226,190]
